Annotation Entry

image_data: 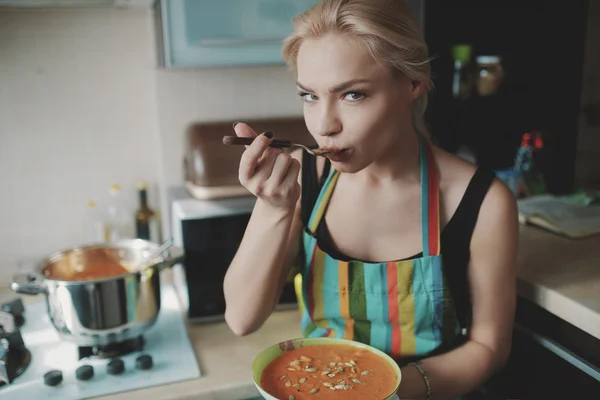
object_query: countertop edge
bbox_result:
[517,278,600,340]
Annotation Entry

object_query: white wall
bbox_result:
[155,66,301,194]
[0,6,303,286]
[0,7,162,285]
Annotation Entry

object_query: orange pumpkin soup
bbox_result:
[260,344,397,399]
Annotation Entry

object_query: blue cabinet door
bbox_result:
[160,0,320,68]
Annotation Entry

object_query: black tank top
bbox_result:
[300,151,496,330]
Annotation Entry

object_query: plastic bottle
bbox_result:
[514,132,546,196]
[451,44,476,100]
[104,184,130,242]
[83,200,104,243]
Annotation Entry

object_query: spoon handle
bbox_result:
[222,136,292,148]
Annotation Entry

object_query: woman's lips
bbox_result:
[320,146,347,152]
[325,148,352,162]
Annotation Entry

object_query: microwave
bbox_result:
[169,188,298,323]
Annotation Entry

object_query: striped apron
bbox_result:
[297,136,462,361]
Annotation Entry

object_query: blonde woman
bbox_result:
[224,0,518,398]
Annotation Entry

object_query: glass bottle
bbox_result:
[135,181,161,243]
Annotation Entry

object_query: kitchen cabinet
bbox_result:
[481,297,600,399]
[156,0,319,68]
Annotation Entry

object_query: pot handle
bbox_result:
[11,273,48,295]
[158,245,185,272]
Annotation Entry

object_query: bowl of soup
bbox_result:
[252,337,401,400]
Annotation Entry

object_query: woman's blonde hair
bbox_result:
[282,0,433,137]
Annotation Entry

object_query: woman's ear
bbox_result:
[410,80,425,101]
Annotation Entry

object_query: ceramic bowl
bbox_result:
[252,337,401,399]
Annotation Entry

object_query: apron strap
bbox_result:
[307,168,340,234]
[420,136,441,257]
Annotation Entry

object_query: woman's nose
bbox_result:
[315,106,342,137]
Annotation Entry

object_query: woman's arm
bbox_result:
[397,179,519,399]
[224,139,305,336]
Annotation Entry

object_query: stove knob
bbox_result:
[1,298,25,327]
[107,358,125,375]
[76,364,94,381]
[44,370,63,386]
[136,354,153,370]
[0,339,8,362]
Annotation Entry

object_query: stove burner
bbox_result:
[78,336,145,360]
[0,332,32,387]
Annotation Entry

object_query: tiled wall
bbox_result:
[575,1,600,189]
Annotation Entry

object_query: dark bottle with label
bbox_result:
[135,182,160,243]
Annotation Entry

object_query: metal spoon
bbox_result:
[222,136,342,157]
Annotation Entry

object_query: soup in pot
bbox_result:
[260,343,398,399]
[42,248,132,281]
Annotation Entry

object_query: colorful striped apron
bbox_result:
[297,136,462,361]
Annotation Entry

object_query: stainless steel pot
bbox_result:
[11,239,183,346]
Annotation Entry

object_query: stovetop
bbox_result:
[0,284,201,399]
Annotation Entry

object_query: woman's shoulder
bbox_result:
[433,146,515,225]
[434,145,517,232]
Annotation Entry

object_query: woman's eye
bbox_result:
[344,91,364,102]
[298,92,318,102]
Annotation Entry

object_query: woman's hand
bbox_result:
[235,123,301,211]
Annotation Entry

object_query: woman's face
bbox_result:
[296,32,422,173]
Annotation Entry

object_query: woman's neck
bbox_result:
[353,130,422,187]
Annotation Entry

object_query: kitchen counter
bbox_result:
[95,309,301,400]
[516,225,600,340]
[1,225,599,399]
